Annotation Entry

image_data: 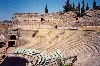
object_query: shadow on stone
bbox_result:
[0,57,29,66]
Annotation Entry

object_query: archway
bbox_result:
[10,35,16,40]
[8,41,15,47]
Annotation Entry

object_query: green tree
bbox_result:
[73,2,75,10]
[63,0,72,12]
[78,2,80,16]
[93,0,96,9]
[86,3,89,11]
[45,4,48,13]
[81,0,85,16]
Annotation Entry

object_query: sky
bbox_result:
[0,0,100,21]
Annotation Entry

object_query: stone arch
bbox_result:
[8,41,15,47]
[10,35,16,40]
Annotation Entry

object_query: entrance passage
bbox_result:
[10,35,16,40]
[0,42,5,48]
[8,41,15,47]
[0,57,29,66]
